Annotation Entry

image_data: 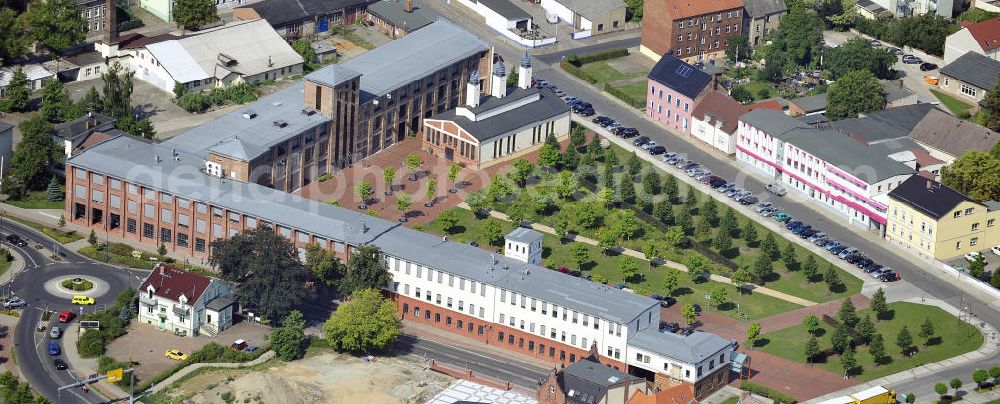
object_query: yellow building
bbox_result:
[886,176,1000,260]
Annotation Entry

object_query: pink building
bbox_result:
[645,54,713,134]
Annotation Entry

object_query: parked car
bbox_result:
[165,349,188,361]
[5,234,27,247]
[47,342,60,356]
[965,251,983,262]
[58,310,75,323]
[2,296,26,309]
[766,183,787,196]
[49,326,62,339]
[633,136,651,146]
[648,146,666,155]
[53,359,68,370]
[919,62,938,71]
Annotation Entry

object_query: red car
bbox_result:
[58,310,75,323]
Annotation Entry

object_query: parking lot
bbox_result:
[104,318,271,381]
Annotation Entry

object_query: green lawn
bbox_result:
[4,190,65,209]
[579,61,644,84]
[3,215,83,244]
[425,208,802,320]
[757,302,983,381]
[931,89,974,117]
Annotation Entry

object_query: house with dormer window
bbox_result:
[138,263,235,337]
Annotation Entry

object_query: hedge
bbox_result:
[605,83,645,109]
[134,342,271,392]
[740,381,797,404]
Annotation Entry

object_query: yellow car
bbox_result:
[70,295,95,305]
[165,349,187,361]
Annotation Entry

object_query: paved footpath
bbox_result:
[456,202,817,307]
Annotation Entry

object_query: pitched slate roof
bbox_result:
[647,54,712,99]
[743,0,787,18]
[909,108,1000,158]
[888,176,980,219]
[692,90,748,134]
[139,264,214,303]
[940,51,1000,91]
[429,87,570,142]
[963,17,1000,53]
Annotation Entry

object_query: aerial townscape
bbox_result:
[2,0,1000,402]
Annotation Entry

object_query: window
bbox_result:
[960,84,978,98]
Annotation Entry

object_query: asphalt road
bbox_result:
[1,218,145,404]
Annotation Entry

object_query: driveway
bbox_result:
[105,319,271,381]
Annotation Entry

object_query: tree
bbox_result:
[801,255,818,281]
[40,79,76,123]
[23,0,86,54]
[853,313,874,343]
[837,298,859,327]
[840,347,857,376]
[509,159,533,186]
[339,244,391,295]
[45,177,63,201]
[730,85,753,103]
[653,200,674,224]
[824,37,896,80]
[292,38,317,65]
[934,383,948,399]
[3,67,30,112]
[572,243,590,268]
[746,322,761,347]
[538,134,561,168]
[383,167,396,195]
[12,115,59,190]
[741,220,757,246]
[619,256,640,282]
[732,268,753,292]
[209,226,313,322]
[760,233,779,260]
[871,288,888,320]
[305,243,343,287]
[271,310,307,360]
[831,325,851,354]
[324,288,400,352]
[710,286,729,309]
[0,8,27,62]
[174,0,218,33]
[396,193,413,220]
[726,35,752,62]
[973,369,989,387]
[482,218,506,247]
[950,378,962,396]
[682,303,697,327]
[781,242,797,269]
[404,153,422,181]
[751,253,772,281]
[826,70,886,120]
[712,227,732,252]
[869,333,886,365]
[619,179,636,204]
[101,62,135,121]
[662,269,680,295]
[642,173,660,196]
[896,325,913,355]
[354,180,374,207]
[919,317,935,346]
[805,335,820,363]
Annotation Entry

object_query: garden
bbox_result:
[757,297,983,382]
[424,129,862,319]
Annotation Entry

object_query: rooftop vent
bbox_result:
[242,111,257,119]
[273,120,288,128]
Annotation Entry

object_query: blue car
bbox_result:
[47,342,60,356]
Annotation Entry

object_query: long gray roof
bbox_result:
[430,87,570,142]
[306,19,490,99]
[743,0,787,18]
[162,82,330,162]
[630,328,734,364]
[68,135,657,325]
[940,51,1000,91]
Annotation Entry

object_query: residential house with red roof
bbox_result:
[944,17,1000,65]
[690,90,748,154]
[138,263,235,337]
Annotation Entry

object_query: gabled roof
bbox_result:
[940,51,1000,91]
[963,17,1000,52]
[647,54,712,99]
[139,264,214,303]
[889,175,980,219]
[549,0,626,20]
[242,0,373,26]
[692,90,748,134]
[743,0,787,18]
[662,0,745,19]
[909,108,1000,158]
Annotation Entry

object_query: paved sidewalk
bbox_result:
[807,297,1000,403]
[457,202,817,307]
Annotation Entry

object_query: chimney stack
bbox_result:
[405,0,413,12]
[105,0,118,44]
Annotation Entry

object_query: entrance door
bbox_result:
[445,148,454,161]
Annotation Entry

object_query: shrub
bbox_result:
[740,381,797,404]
